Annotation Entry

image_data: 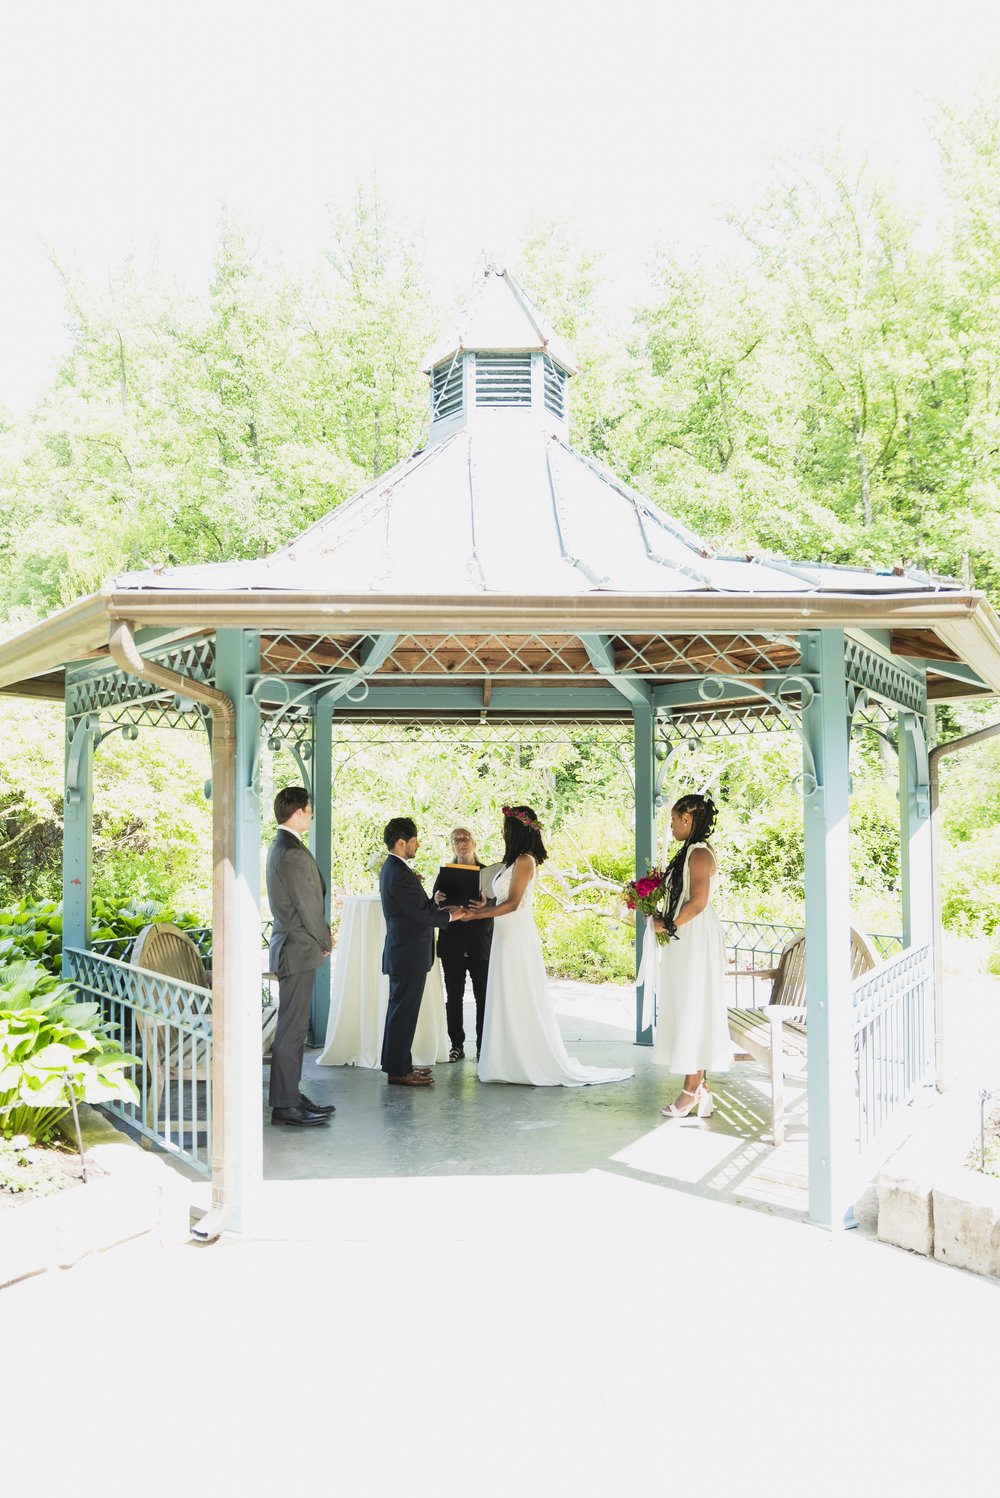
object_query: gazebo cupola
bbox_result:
[422,265,577,443]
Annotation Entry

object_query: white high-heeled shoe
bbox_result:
[661,1084,714,1120]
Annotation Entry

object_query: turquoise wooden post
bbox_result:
[62,711,95,967]
[633,698,656,1043]
[899,706,934,1083]
[310,691,334,1045]
[898,708,932,948]
[213,628,262,1230]
[800,629,853,1228]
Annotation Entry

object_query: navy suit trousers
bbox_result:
[381,967,427,1076]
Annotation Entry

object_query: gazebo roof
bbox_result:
[2,268,1000,703]
[107,427,949,602]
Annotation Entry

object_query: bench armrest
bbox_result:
[762,1004,806,1021]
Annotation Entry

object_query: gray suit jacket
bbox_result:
[266,827,331,978]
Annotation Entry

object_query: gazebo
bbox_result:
[2,266,999,1234]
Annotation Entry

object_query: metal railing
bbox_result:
[723,920,801,1009]
[853,943,932,1154]
[723,920,904,1010]
[66,947,213,1176]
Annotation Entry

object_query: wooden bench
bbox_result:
[727,928,877,1146]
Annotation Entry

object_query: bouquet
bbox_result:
[621,867,674,945]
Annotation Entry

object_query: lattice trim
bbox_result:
[844,638,926,716]
[67,636,215,722]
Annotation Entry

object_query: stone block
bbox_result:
[0,1202,56,1288]
[53,1177,157,1268]
[877,1167,934,1255]
[932,1168,1000,1277]
[3,1107,197,1285]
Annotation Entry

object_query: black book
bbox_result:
[435,863,482,907]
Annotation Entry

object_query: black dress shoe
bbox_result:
[299,1093,336,1115]
[271,1105,330,1127]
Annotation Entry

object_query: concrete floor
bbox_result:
[266,980,815,1219]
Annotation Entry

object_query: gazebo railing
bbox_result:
[723,920,904,1010]
[66,947,213,1176]
[853,943,933,1155]
[724,921,801,1009]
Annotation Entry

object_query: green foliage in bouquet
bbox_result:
[0,953,139,1143]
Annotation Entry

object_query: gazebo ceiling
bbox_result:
[257,628,802,682]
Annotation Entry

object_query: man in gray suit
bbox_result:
[266,786,336,1127]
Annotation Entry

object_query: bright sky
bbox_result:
[2,0,1000,413]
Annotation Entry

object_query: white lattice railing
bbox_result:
[853,943,932,1154]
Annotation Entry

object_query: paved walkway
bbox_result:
[5,972,999,1495]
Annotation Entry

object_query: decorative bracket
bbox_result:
[901,711,931,819]
[67,715,141,803]
[578,634,649,708]
[694,673,821,799]
[65,715,98,804]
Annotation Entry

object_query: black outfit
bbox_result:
[265,828,332,1109]
[379,855,450,1076]
[432,861,494,1055]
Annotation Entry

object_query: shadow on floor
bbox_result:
[265,1007,811,1221]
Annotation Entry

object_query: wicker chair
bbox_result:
[131,922,213,1138]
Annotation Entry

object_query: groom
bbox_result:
[380,816,457,1086]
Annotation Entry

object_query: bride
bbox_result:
[456,805,634,1088]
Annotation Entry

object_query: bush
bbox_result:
[0,954,139,1143]
[536,905,635,982]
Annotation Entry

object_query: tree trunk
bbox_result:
[855,428,872,527]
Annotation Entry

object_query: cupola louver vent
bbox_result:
[475,353,532,407]
[431,359,464,421]
[543,356,567,420]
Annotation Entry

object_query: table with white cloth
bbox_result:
[316,894,450,1069]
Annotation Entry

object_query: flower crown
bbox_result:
[502,804,543,832]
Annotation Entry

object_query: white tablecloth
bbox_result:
[316,894,449,1069]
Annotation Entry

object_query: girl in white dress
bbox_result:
[457,805,633,1088]
[652,794,732,1118]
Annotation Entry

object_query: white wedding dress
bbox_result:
[652,842,734,1074]
[478,858,634,1088]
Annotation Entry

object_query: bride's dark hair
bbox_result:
[502,805,549,867]
[664,793,718,920]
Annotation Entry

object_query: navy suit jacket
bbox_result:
[380,855,450,977]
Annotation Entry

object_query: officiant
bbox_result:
[432,827,498,1062]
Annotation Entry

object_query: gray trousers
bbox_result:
[268,969,315,1108]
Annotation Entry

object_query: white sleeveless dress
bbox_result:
[652,842,733,1074]
[478,859,634,1088]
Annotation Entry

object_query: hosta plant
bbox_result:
[0,955,139,1144]
[0,896,208,975]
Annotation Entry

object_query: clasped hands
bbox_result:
[434,891,488,922]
